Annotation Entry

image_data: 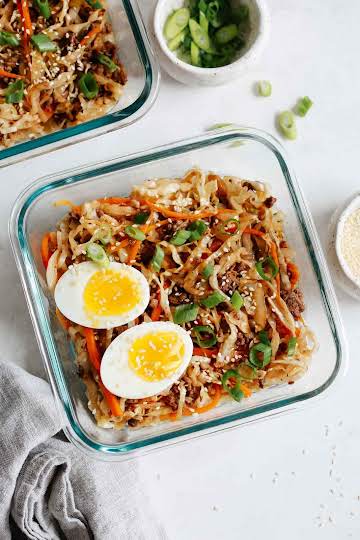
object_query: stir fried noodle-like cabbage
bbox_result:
[0,0,126,148]
[43,169,316,428]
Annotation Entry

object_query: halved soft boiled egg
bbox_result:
[54,261,150,329]
[100,321,194,399]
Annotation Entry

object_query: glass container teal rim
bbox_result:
[0,0,160,168]
[9,128,347,460]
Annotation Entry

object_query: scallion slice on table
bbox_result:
[192,325,217,348]
[257,80,272,97]
[201,290,226,308]
[151,245,164,272]
[173,303,199,324]
[164,7,190,40]
[134,212,149,225]
[31,33,57,53]
[86,243,109,267]
[0,30,20,47]
[202,263,214,279]
[255,256,279,281]
[96,53,118,72]
[34,0,51,19]
[287,336,297,356]
[170,229,191,246]
[78,72,99,99]
[278,111,297,140]
[296,96,313,117]
[124,225,146,241]
[5,79,24,104]
[230,291,244,310]
[222,369,244,402]
[249,342,272,368]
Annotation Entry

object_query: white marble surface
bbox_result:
[2,0,360,538]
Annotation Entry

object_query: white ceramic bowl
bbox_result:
[154,0,270,86]
[335,193,360,294]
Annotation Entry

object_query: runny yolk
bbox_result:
[128,332,185,382]
[83,269,141,317]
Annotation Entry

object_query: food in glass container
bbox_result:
[0,0,127,148]
[42,169,315,429]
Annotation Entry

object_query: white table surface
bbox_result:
[2,1,360,538]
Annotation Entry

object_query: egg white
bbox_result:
[100,321,194,399]
[54,261,150,329]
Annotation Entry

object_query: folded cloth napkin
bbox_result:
[0,359,166,540]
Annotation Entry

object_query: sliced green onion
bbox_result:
[95,224,112,245]
[192,325,217,348]
[134,211,149,225]
[168,29,186,51]
[151,245,164,272]
[190,40,201,66]
[238,363,257,380]
[96,53,118,72]
[296,96,313,117]
[230,291,244,310]
[31,33,57,53]
[233,4,249,22]
[198,0,208,13]
[173,303,199,324]
[278,111,297,140]
[258,329,271,346]
[201,290,226,308]
[257,80,272,97]
[124,225,145,241]
[249,343,272,369]
[202,263,214,279]
[5,79,24,104]
[86,0,103,8]
[164,7,190,40]
[220,218,240,235]
[222,369,244,402]
[207,123,235,130]
[206,0,224,28]
[78,72,98,99]
[189,18,210,51]
[188,220,208,241]
[287,336,297,356]
[199,10,209,32]
[215,24,238,45]
[0,31,20,47]
[170,229,191,246]
[34,0,51,19]
[86,243,109,267]
[255,256,279,281]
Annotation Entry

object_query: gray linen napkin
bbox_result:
[0,359,166,540]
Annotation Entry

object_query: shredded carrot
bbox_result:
[295,327,301,337]
[41,233,51,268]
[145,220,169,232]
[56,308,71,330]
[18,0,32,37]
[143,200,216,221]
[97,197,132,205]
[0,69,24,79]
[150,289,162,321]
[53,199,80,213]
[243,227,265,237]
[83,327,101,372]
[275,317,292,338]
[127,240,141,264]
[287,261,300,289]
[98,380,123,417]
[109,238,129,253]
[193,347,218,358]
[240,383,252,398]
[270,242,281,299]
[167,385,222,420]
[80,24,101,46]
[217,207,238,215]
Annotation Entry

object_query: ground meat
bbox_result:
[264,196,277,208]
[219,263,245,294]
[162,385,180,411]
[168,285,192,306]
[233,332,250,361]
[139,240,155,265]
[281,288,305,318]
[158,220,184,241]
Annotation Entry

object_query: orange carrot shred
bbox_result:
[193,347,218,358]
[56,308,71,330]
[97,197,132,205]
[83,327,101,372]
[98,380,123,417]
[243,227,265,237]
[143,200,216,221]
[0,69,24,79]
[80,25,101,46]
[41,233,51,268]
[270,242,281,300]
[287,261,300,289]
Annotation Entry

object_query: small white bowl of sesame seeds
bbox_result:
[335,193,360,294]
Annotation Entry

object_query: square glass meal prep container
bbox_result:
[0,0,160,168]
[9,128,346,460]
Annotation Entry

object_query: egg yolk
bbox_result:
[128,332,185,382]
[83,269,142,317]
